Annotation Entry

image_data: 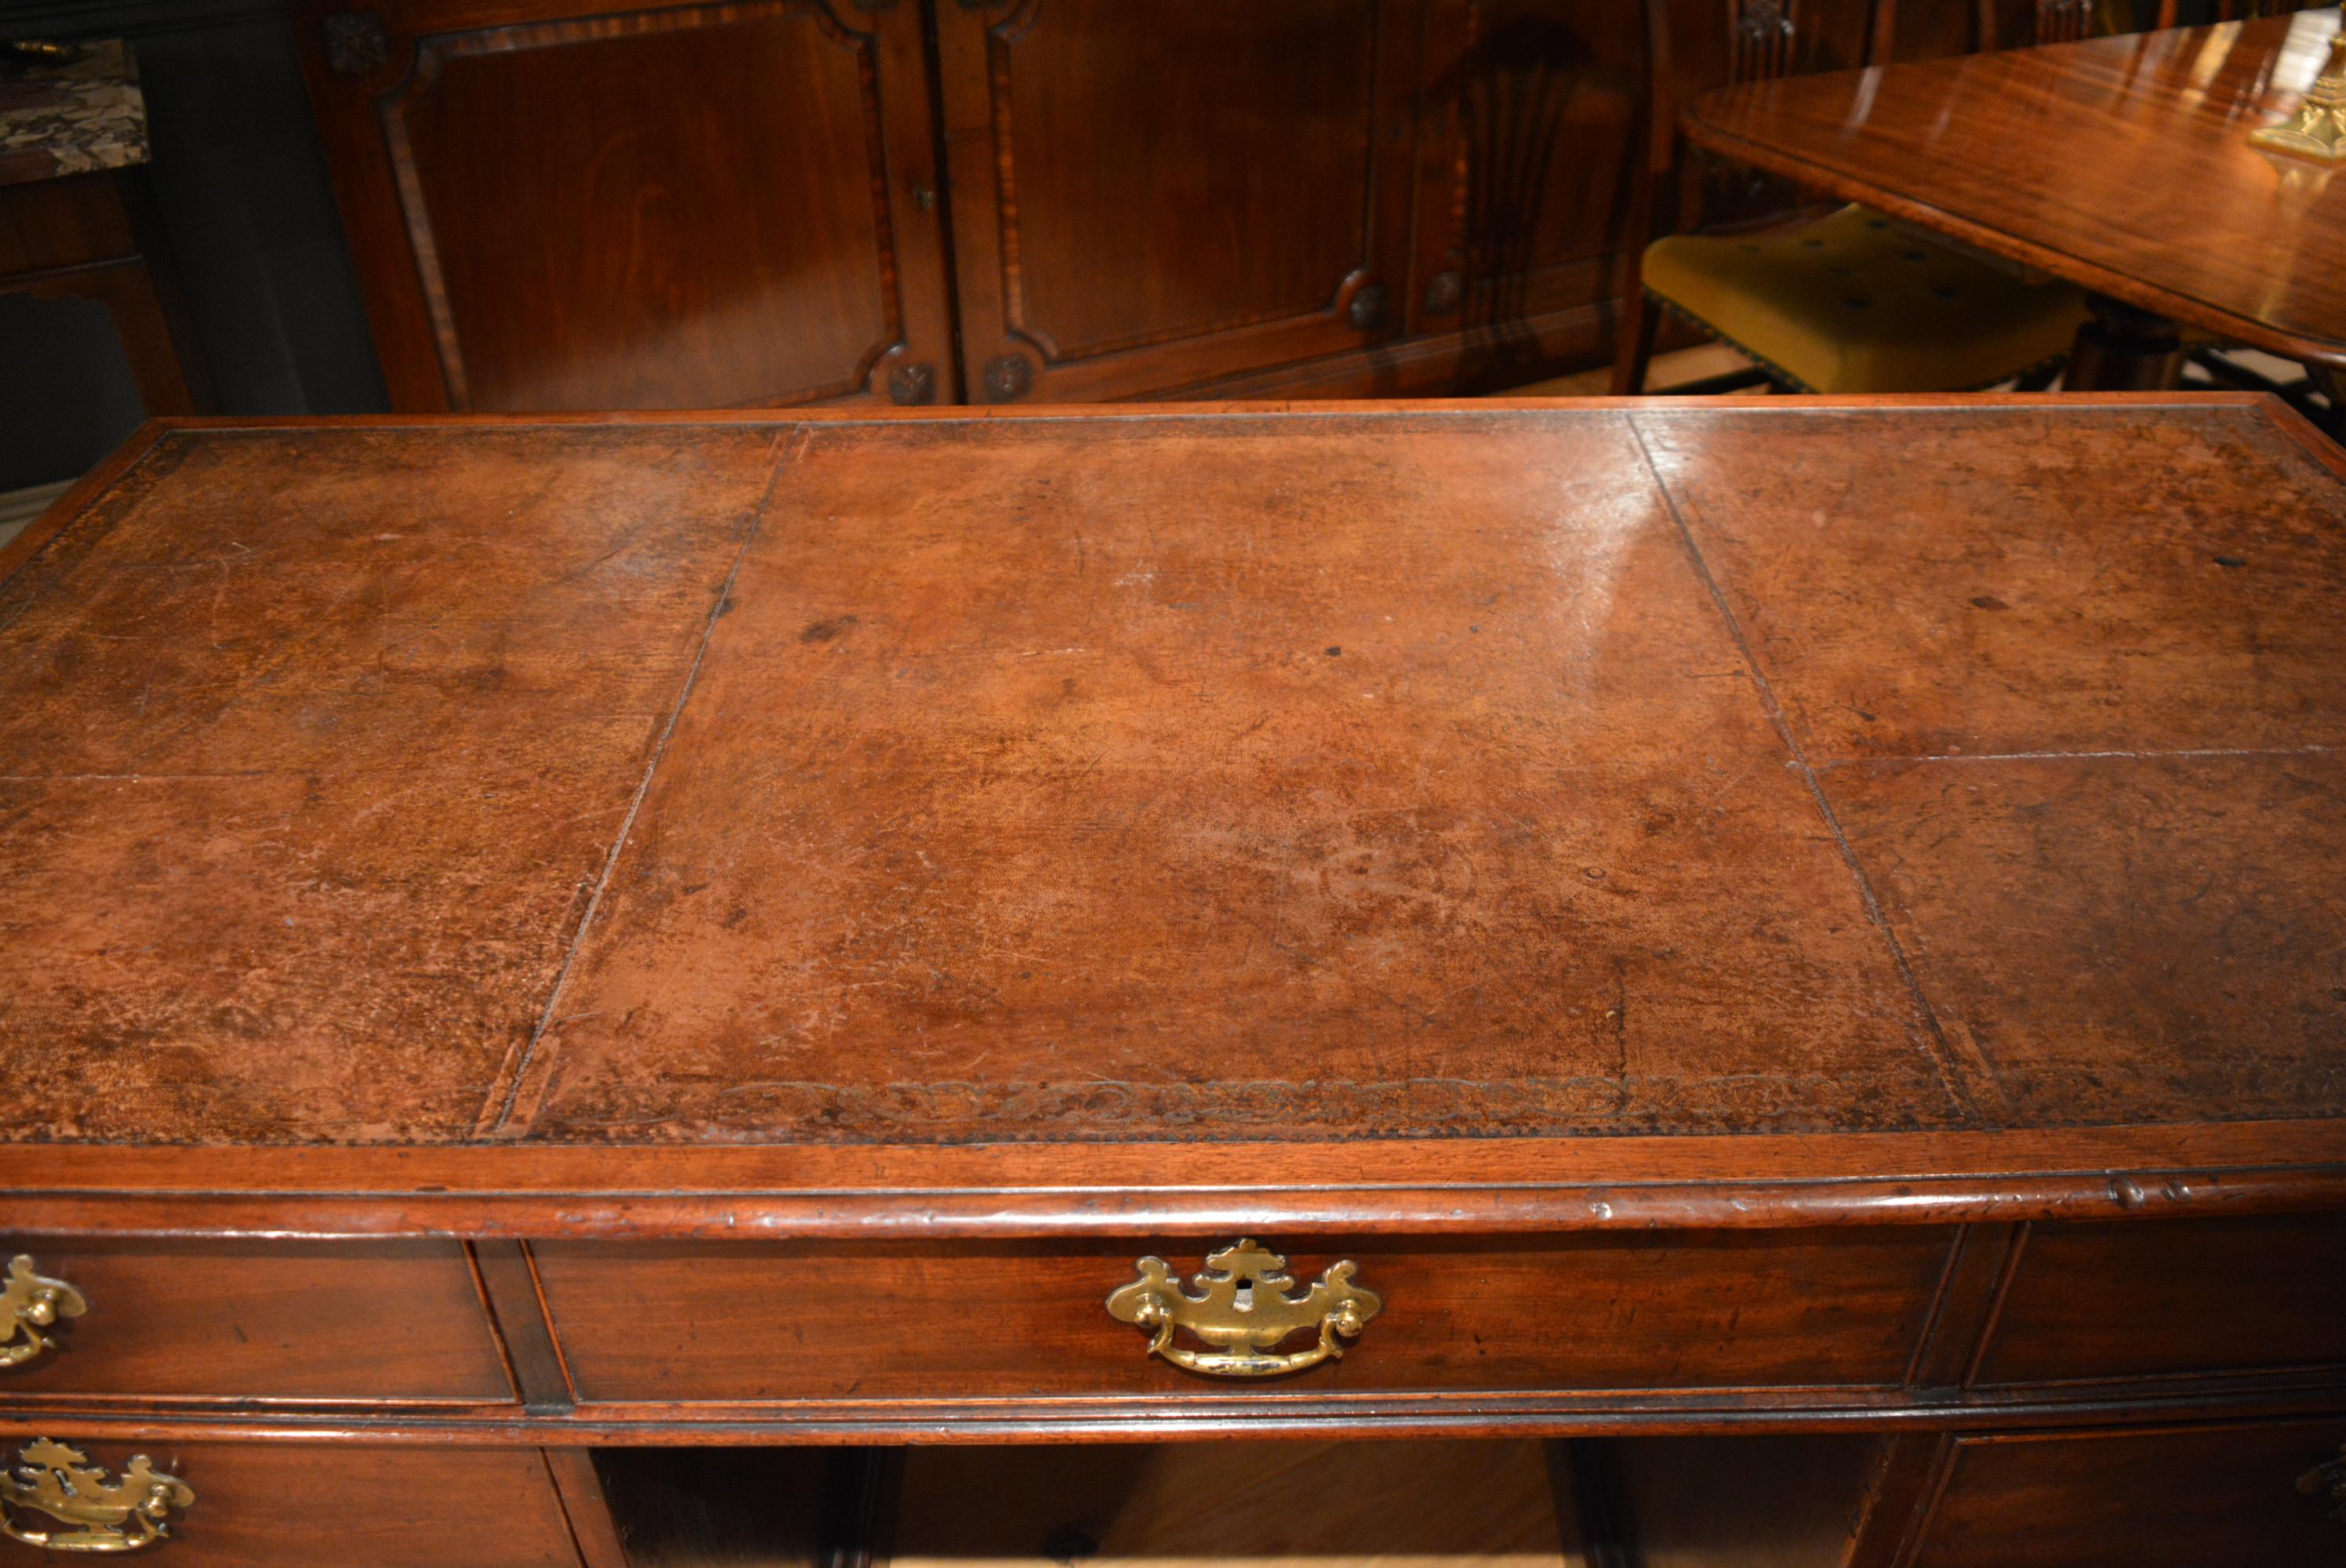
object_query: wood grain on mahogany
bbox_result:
[295,0,955,412]
[1893,1419,2346,1566]
[0,404,2342,1179]
[0,1239,513,1403]
[299,0,1953,409]
[1971,1214,2346,1386]
[935,0,1416,402]
[0,1442,588,1567]
[1681,13,2346,367]
[585,1447,870,1568]
[1,169,205,417]
[529,1230,1954,1403]
[1602,1433,1883,1568]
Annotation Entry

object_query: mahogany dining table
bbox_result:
[1683,10,2346,394]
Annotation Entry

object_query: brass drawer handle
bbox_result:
[0,1441,193,1553]
[0,1260,85,1371]
[1106,1239,1381,1378]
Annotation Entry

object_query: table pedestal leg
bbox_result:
[2065,293,2184,390]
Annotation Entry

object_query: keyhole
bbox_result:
[1233,1278,1254,1312]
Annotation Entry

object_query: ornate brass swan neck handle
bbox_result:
[0,1441,193,1553]
[0,1259,85,1371]
[1106,1240,1381,1378]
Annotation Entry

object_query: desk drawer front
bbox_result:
[1904,1420,2346,1568]
[0,1439,581,1566]
[0,1239,514,1404]
[1975,1214,2346,1388]
[532,1229,1954,1403]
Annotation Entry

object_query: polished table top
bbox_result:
[1,401,2342,1228]
[1684,12,2346,368]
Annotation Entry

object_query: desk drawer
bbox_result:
[532,1230,1954,1403]
[1903,1420,2346,1568]
[1974,1214,2346,1387]
[0,1239,514,1404]
[0,1439,581,1566]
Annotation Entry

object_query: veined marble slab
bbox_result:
[0,40,147,188]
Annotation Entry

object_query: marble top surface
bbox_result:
[0,40,147,189]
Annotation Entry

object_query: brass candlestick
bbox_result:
[2252,31,2346,164]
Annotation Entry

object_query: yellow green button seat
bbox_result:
[1639,205,2089,393]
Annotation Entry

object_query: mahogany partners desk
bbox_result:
[0,398,2342,1566]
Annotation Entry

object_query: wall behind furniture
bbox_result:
[0,0,385,491]
[0,0,2263,491]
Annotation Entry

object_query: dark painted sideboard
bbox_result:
[285,0,2227,413]
[0,396,2341,1563]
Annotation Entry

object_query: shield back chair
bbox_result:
[1611,0,2090,396]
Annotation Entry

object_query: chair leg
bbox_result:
[1611,291,1661,396]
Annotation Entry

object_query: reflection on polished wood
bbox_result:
[1683,11,2346,368]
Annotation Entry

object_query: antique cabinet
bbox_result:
[2,397,2342,1563]
[292,0,2083,411]
[934,0,1421,402]
[292,0,956,412]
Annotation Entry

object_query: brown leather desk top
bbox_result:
[2,400,2341,1230]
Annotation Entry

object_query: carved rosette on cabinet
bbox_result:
[1422,268,1462,318]
[887,361,938,405]
[321,9,390,76]
[981,353,1034,401]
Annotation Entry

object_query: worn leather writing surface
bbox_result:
[0,426,781,1142]
[1638,406,2346,1127]
[511,414,1959,1142]
[0,404,2339,1148]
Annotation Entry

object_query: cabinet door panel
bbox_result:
[298,0,953,412]
[939,0,1421,401]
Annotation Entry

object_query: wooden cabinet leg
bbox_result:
[1612,290,1661,395]
[544,1448,633,1568]
[17,260,204,418]
[2065,292,2184,390]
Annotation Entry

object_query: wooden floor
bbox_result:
[887,1440,1589,1568]
[1508,343,1760,397]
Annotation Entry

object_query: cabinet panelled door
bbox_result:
[296,0,957,412]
